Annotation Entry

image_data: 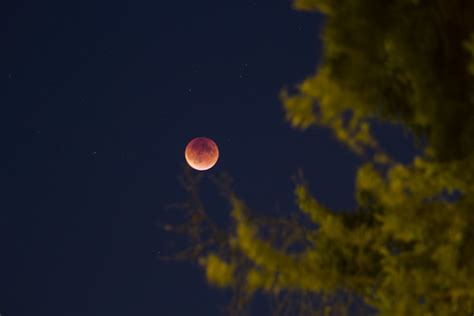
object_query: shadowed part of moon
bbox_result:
[185,137,219,171]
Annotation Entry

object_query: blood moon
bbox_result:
[185,137,219,171]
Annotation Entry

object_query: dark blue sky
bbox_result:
[1,1,415,315]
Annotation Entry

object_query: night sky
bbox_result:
[2,1,415,315]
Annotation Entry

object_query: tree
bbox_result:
[167,0,474,315]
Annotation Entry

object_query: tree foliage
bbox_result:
[168,0,474,315]
[286,0,474,161]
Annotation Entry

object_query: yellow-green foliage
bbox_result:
[194,0,474,315]
[465,33,474,76]
[282,67,377,155]
[202,254,235,288]
[201,157,474,315]
[284,0,474,161]
[360,156,474,314]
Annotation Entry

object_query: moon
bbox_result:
[185,137,219,171]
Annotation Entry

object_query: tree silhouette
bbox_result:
[167,1,474,315]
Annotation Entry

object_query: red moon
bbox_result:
[185,137,219,171]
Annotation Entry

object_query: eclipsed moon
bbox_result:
[185,137,219,171]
